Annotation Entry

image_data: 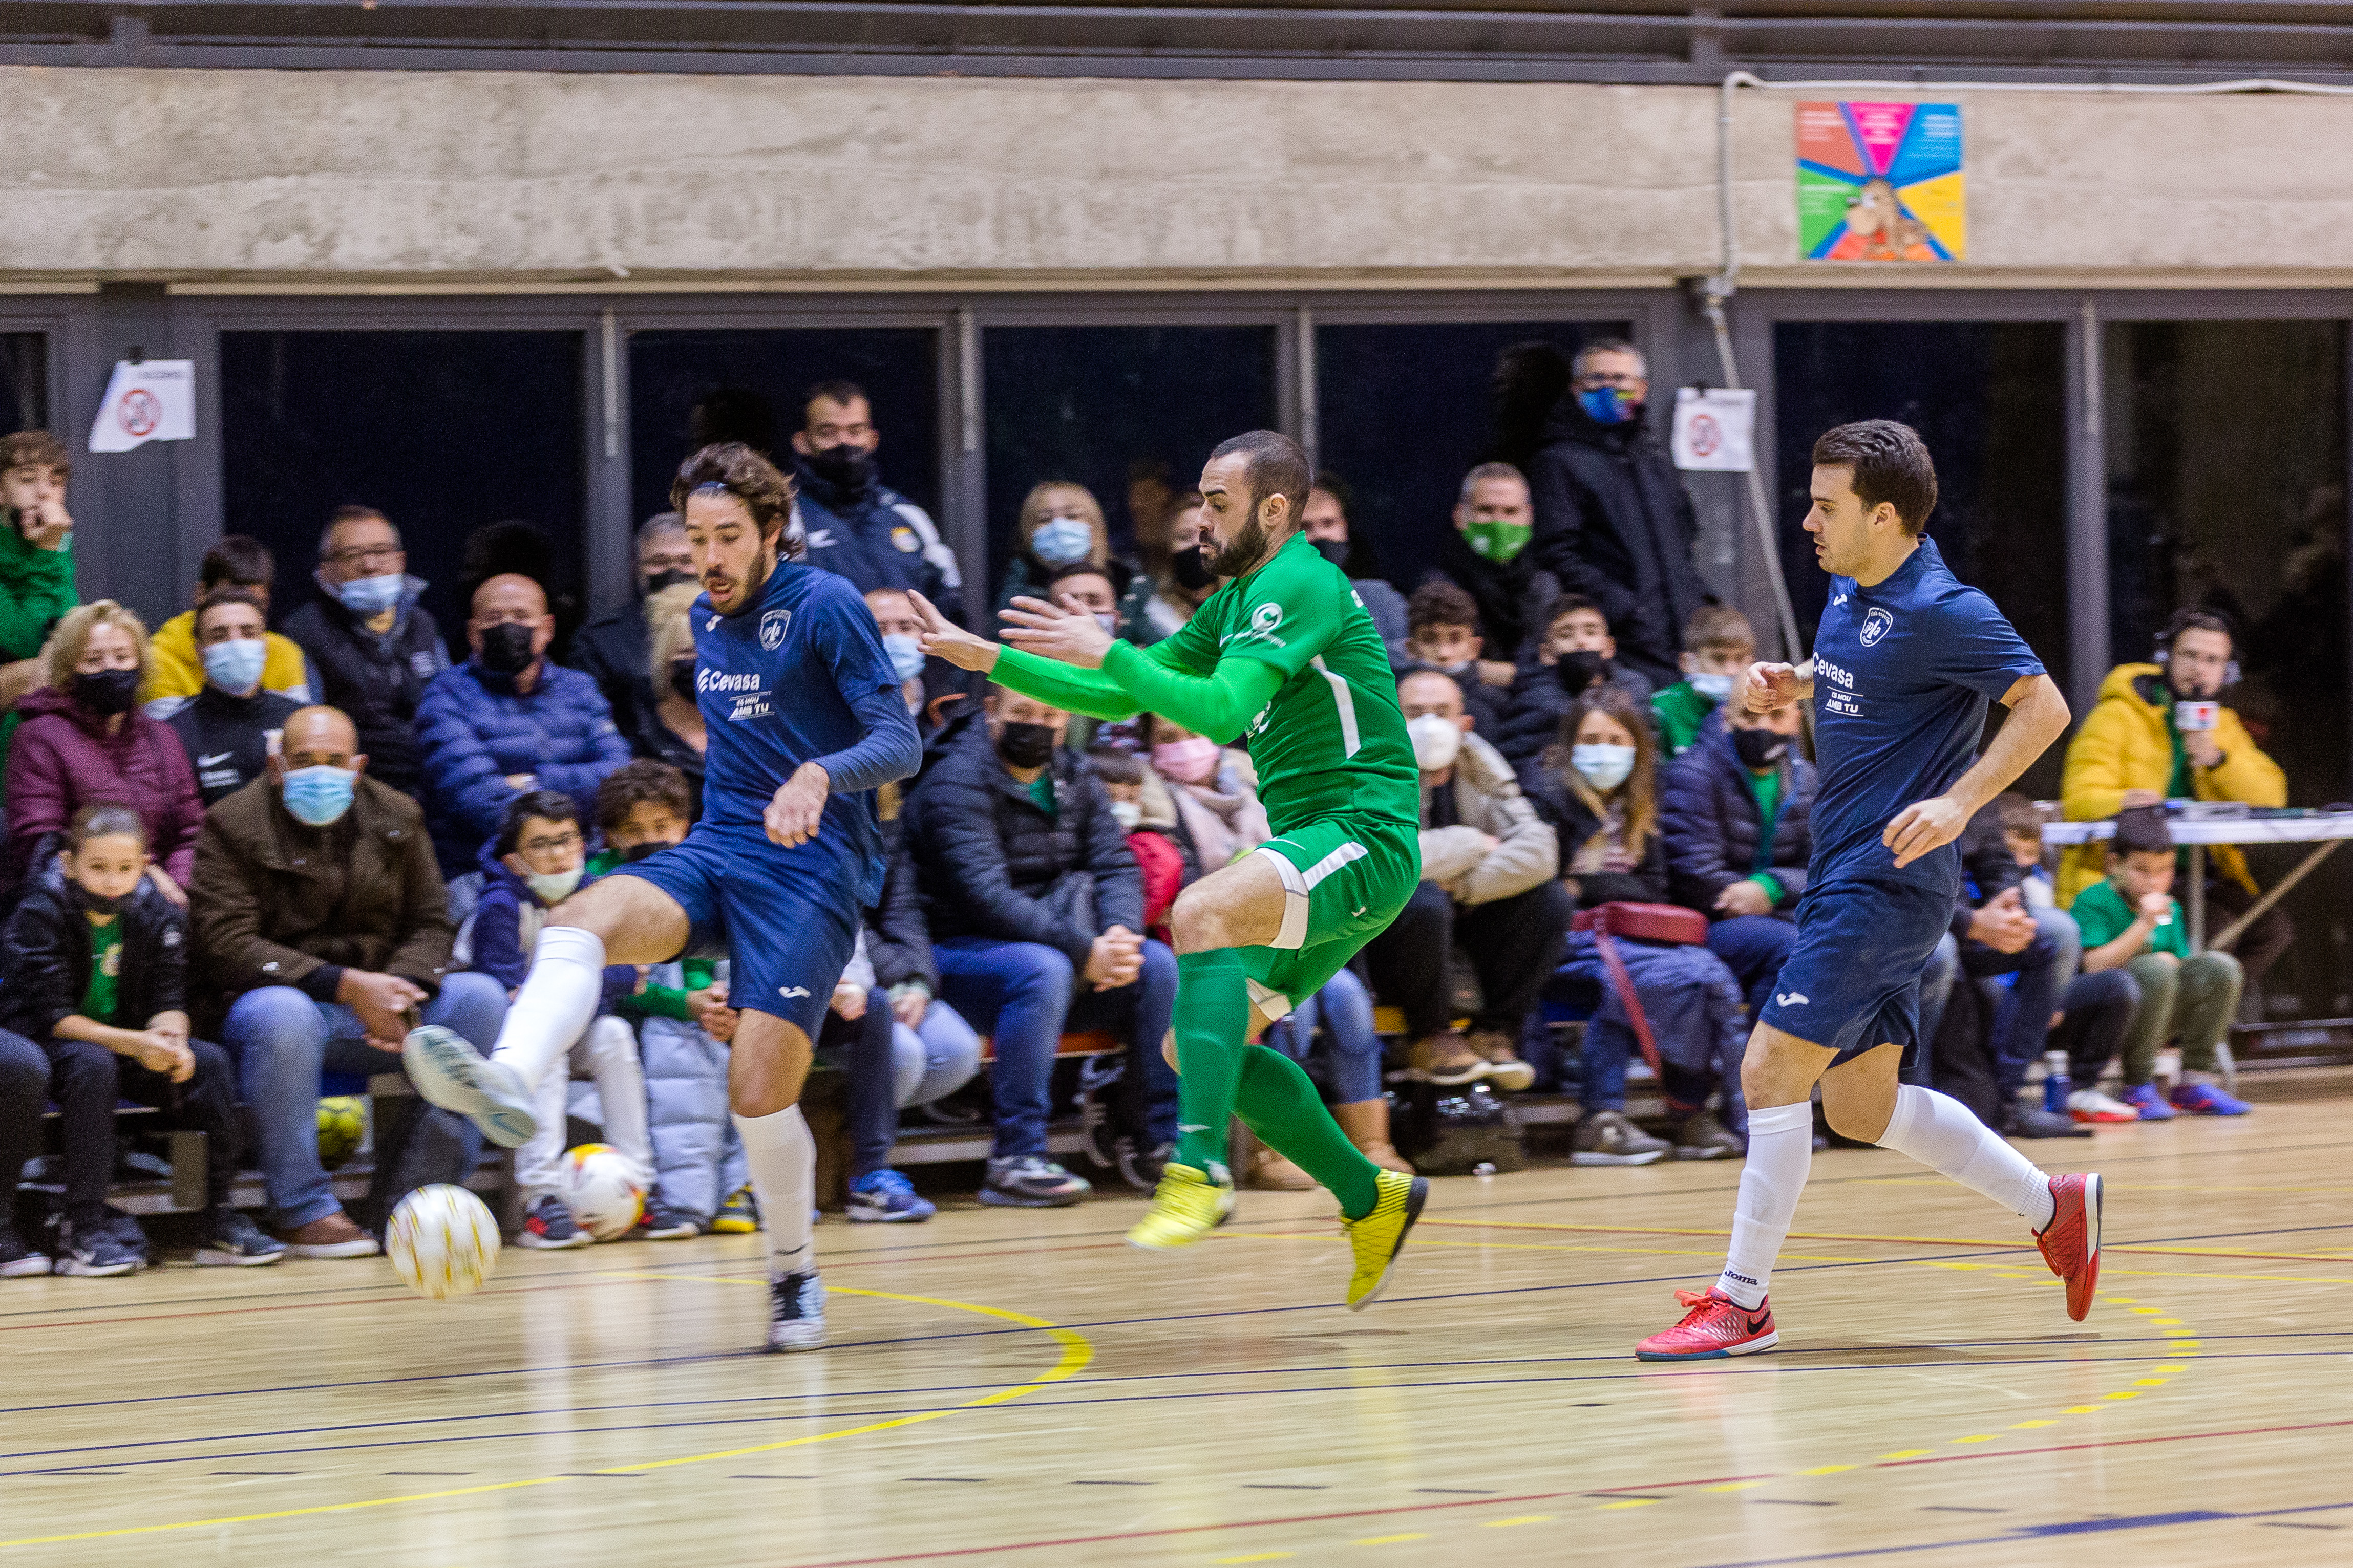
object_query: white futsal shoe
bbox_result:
[402,1025,538,1149]
[769,1270,826,1352]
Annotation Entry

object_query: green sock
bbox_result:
[1235,1044,1384,1220]
[1172,949,1250,1174]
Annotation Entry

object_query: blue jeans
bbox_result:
[935,936,1179,1158]
[1964,926,2062,1098]
[891,1000,983,1109]
[1265,966,1383,1104]
[1706,914,1798,1021]
[220,974,507,1228]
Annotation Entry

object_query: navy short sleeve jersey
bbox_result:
[1808,538,2044,891]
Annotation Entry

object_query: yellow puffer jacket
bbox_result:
[2057,663,2285,904]
[142,610,315,717]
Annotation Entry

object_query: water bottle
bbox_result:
[2041,1048,2072,1114]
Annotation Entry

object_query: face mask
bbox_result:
[1554,649,1607,695]
[995,720,1057,770]
[1030,516,1095,567]
[644,568,696,595]
[526,865,584,905]
[1310,538,1351,571]
[668,658,698,702]
[70,667,142,717]
[1732,727,1789,770]
[1571,742,1637,792]
[477,621,537,676]
[1423,655,1473,677]
[1577,386,1639,426]
[805,443,876,491]
[281,763,356,826]
[1092,611,1121,640]
[337,573,406,616]
[1170,546,1215,593]
[1109,799,1142,832]
[1151,736,1220,785]
[76,886,123,916]
[1407,714,1463,772]
[1688,671,1735,703]
[622,840,671,863]
[882,633,926,685]
[1462,519,1532,564]
[202,637,268,694]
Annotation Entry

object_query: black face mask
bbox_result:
[478,622,537,676]
[76,887,123,916]
[1309,538,1351,571]
[1732,726,1789,770]
[668,658,698,703]
[70,667,143,717]
[645,568,696,596]
[995,720,1057,770]
[622,840,670,863]
[1554,650,1607,696]
[1170,546,1215,593]
[805,443,876,492]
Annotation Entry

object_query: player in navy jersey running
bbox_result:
[405,443,921,1351]
[1637,420,2096,1362]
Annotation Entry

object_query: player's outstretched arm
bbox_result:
[1001,588,1285,740]
[1884,672,2071,868]
[908,588,1142,721]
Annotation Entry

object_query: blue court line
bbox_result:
[1692,1499,2353,1566]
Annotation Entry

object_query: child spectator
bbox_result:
[1997,808,2142,1125]
[2000,795,2059,912]
[1089,746,1191,943]
[0,430,78,785]
[2071,805,2252,1118]
[471,789,651,1248]
[165,587,305,807]
[0,805,282,1273]
[1650,605,1757,760]
[1495,594,1654,765]
[1401,580,1506,736]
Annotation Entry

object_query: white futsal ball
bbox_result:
[563,1143,647,1241]
[387,1183,501,1300]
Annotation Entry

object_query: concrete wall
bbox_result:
[3,68,2351,286]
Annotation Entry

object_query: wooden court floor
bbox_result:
[6,1069,2353,1568]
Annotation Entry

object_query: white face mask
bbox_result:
[1109,799,1142,831]
[526,865,584,905]
[1408,713,1464,772]
[1571,742,1637,792]
[1688,671,1735,702]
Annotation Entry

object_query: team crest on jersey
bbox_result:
[1225,599,1288,651]
[760,609,791,651]
[1861,607,1894,647]
[891,525,921,554]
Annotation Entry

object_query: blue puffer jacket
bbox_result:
[633,958,747,1225]
[1659,710,1817,914]
[416,660,633,875]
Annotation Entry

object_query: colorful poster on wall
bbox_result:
[1796,101,1965,262]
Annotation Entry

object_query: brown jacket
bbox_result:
[188,771,455,1030]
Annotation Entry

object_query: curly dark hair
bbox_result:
[670,442,803,558]
[596,759,695,834]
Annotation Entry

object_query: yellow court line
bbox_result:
[0,1280,1092,1551]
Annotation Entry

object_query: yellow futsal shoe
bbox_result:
[1341,1169,1429,1311]
[1126,1161,1236,1251]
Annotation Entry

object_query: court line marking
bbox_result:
[0,1286,1092,1551]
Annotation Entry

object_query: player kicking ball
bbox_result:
[1638,419,2100,1362]
[405,443,920,1351]
[909,430,1427,1309]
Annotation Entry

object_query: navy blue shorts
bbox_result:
[609,823,861,1041]
[1758,874,1954,1068]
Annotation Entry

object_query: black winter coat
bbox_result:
[865,797,940,995]
[1416,527,1562,667]
[282,581,449,797]
[572,601,652,741]
[1518,760,1668,908]
[1660,713,1817,913]
[0,868,186,1040]
[1524,397,1707,689]
[1493,661,1654,766]
[905,718,1143,968]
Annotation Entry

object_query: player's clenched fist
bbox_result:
[766,761,831,848]
[1739,661,1808,714]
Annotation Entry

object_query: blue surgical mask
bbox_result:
[1030,516,1095,567]
[1571,742,1637,793]
[1688,671,1734,703]
[882,633,926,685]
[1578,387,1638,426]
[202,637,268,694]
[281,763,356,826]
[336,573,406,616]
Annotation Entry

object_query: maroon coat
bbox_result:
[2,684,204,890]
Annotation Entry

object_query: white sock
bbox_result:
[515,1046,573,1202]
[1879,1084,2056,1230]
[492,926,607,1088]
[732,1105,816,1278]
[581,1016,654,1187]
[1715,1101,1814,1309]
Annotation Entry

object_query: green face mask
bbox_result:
[1462,519,1532,563]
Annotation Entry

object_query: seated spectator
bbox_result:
[1399,580,1506,737]
[0,430,76,783]
[1144,493,1218,637]
[906,691,1178,1207]
[193,705,508,1254]
[1301,474,1408,647]
[817,934,934,1222]
[631,581,709,817]
[0,1011,38,1272]
[470,790,651,1248]
[1662,699,1812,1022]
[1523,685,1749,1163]
[995,482,1157,643]
[1363,670,1565,1093]
[165,588,305,807]
[1419,461,1561,668]
[864,776,982,1144]
[1997,802,2144,1125]
[1650,604,1757,759]
[573,512,696,740]
[1494,594,1652,765]
[2060,607,2292,993]
[0,805,282,1275]
[417,571,631,876]
[142,534,314,721]
[867,585,974,741]
[282,505,449,798]
[2073,806,2251,1118]
[791,378,966,623]
[3,600,202,900]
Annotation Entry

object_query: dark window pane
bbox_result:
[1773,320,2068,793]
[221,331,585,656]
[1,333,45,436]
[983,325,1275,594]
[1316,321,1625,596]
[629,329,939,525]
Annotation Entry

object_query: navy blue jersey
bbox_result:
[1808,538,2043,891]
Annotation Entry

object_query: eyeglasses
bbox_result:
[323,543,403,568]
[520,830,583,857]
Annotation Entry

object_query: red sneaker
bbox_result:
[1635,1287,1778,1361]
[2035,1172,2103,1321]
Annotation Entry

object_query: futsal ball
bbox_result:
[563,1144,646,1241]
[316,1096,366,1170]
[387,1184,501,1300]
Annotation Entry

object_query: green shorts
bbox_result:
[1240,814,1421,1022]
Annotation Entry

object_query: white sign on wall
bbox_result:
[88,359,197,453]
[1670,386,1756,472]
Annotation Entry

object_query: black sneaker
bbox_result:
[519,1194,593,1250]
[980,1155,1091,1208]
[1572,1110,1672,1167]
[1072,1057,1126,1173]
[1115,1136,1172,1192]
[767,1269,825,1351]
[0,1225,51,1279]
[640,1199,702,1241]
[54,1219,143,1277]
[196,1209,287,1268]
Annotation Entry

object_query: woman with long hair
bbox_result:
[994,481,1157,643]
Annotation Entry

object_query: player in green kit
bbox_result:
[908,431,1427,1308]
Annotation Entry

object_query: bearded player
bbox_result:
[406,443,920,1352]
[910,430,1427,1308]
[1637,419,2098,1362]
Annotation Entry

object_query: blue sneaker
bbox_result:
[846,1169,937,1223]
[2170,1080,2252,1116]
[2122,1083,2176,1121]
